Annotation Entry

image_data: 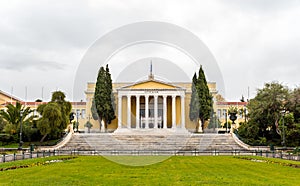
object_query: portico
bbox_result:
[117,80,186,130]
[84,73,218,132]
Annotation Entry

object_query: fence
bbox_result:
[1,149,299,163]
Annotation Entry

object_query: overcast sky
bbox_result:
[0,0,299,102]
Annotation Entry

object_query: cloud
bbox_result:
[0,0,299,101]
[0,60,65,71]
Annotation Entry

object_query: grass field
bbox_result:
[0,155,299,186]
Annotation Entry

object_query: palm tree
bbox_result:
[0,102,34,135]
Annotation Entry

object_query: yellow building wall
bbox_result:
[167,97,172,128]
[122,96,127,128]
[184,93,197,131]
[176,96,181,126]
[83,81,246,132]
[131,97,136,128]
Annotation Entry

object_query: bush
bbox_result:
[0,134,15,145]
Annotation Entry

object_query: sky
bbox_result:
[0,0,299,102]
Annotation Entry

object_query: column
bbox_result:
[127,95,131,129]
[154,95,158,128]
[136,95,140,129]
[172,95,176,129]
[163,95,167,129]
[181,95,185,129]
[118,95,122,129]
[145,95,149,129]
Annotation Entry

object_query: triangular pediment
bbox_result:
[122,80,180,90]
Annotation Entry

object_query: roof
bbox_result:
[1,101,86,107]
[216,102,248,106]
[0,90,22,102]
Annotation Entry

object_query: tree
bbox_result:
[50,91,72,131]
[84,121,93,133]
[94,65,116,132]
[91,99,99,121]
[288,87,300,123]
[238,82,293,145]
[246,83,289,141]
[104,64,116,127]
[0,102,34,139]
[36,91,71,142]
[189,73,199,126]
[37,103,63,142]
[189,66,213,132]
[0,116,6,132]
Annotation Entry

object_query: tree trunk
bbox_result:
[98,118,102,131]
[201,118,205,132]
[196,119,200,132]
[40,134,47,143]
[103,118,107,133]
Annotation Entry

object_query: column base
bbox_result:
[173,127,190,134]
[113,128,190,135]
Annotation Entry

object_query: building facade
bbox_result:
[84,74,219,132]
[0,78,247,133]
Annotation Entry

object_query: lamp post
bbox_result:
[281,110,286,148]
[213,112,216,131]
[244,106,247,123]
[225,111,228,133]
[76,110,79,132]
[18,111,23,150]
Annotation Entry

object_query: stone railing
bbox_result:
[231,132,269,151]
[38,124,74,151]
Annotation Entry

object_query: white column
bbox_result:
[136,95,140,129]
[154,95,158,129]
[172,95,176,129]
[118,95,122,129]
[181,95,185,129]
[163,95,167,129]
[127,95,131,129]
[145,95,149,129]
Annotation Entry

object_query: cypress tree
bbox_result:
[197,65,213,130]
[104,64,116,129]
[94,66,106,131]
[189,73,200,127]
[189,66,213,132]
[94,65,116,132]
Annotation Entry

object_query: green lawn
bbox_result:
[0,155,299,186]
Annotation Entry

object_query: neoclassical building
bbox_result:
[0,76,247,133]
[84,73,218,132]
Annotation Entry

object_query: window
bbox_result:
[217,109,222,118]
[81,109,86,119]
[223,109,227,118]
[76,109,80,118]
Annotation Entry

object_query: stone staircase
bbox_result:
[60,132,247,153]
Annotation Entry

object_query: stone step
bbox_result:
[60,133,247,152]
